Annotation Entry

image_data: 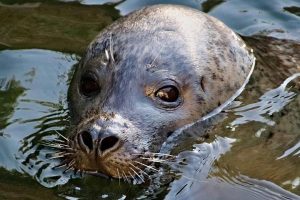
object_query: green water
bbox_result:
[0,0,300,199]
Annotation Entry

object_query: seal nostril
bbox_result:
[80,131,93,150]
[100,136,119,152]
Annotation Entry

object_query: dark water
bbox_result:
[0,0,300,199]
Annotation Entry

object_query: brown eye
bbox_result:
[155,86,179,102]
[80,74,100,97]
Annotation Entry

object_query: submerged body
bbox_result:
[65,4,255,178]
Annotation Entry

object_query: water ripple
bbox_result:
[230,73,300,127]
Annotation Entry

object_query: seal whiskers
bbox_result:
[122,171,130,183]
[54,130,69,142]
[117,168,121,185]
[128,162,150,179]
[134,161,160,173]
[129,166,145,183]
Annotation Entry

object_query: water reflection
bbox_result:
[0,1,300,197]
[0,49,77,192]
[17,110,71,187]
[165,137,299,200]
[0,49,299,199]
[230,73,300,127]
[1,0,299,55]
[0,79,25,132]
[278,140,300,159]
[160,73,300,200]
[0,2,120,54]
[284,6,300,17]
[59,0,300,40]
[201,0,224,13]
[0,49,150,199]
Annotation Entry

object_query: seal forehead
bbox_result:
[85,6,206,60]
[84,4,254,109]
[87,5,252,67]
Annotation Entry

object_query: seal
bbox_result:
[61,4,255,179]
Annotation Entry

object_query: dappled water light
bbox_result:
[230,73,300,127]
[165,138,299,200]
[0,49,299,199]
[162,74,300,200]
[0,0,300,199]
[0,49,77,190]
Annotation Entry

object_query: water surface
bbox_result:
[0,0,300,199]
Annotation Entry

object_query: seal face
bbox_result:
[64,4,255,178]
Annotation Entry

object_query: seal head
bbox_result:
[65,4,255,178]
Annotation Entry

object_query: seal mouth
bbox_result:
[48,134,159,182]
[48,131,174,182]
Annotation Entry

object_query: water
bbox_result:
[0,0,300,199]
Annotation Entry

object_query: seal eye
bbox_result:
[155,86,179,102]
[80,74,100,97]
